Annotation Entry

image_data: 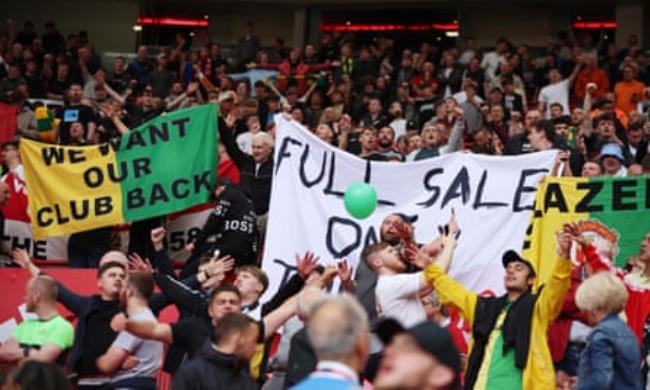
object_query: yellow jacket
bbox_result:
[424,256,571,390]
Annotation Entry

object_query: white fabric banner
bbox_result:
[262,116,557,300]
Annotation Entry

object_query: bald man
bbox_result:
[0,275,74,366]
[292,295,370,389]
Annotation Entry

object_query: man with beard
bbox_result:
[12,250,126,389]
[0,275,74,366]
[375,127,404,161]
[96,272,163,390]
[58,83,97,144]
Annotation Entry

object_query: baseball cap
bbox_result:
[502,250,536,277]
[375,319,461,377]
[599,143,625,162]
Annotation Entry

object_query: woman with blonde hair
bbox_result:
[574,272,643,389]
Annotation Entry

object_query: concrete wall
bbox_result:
[0,0,139,53]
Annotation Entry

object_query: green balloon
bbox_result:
[344,182,378,219]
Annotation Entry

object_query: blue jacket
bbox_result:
[576,314,643,390]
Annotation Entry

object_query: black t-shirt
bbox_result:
[192,186,259,267]
[171,317,265,359]
[77,299,120,375]
[58,104,97,144]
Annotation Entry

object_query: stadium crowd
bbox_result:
[0,17,649,390]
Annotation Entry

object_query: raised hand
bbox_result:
[150,227,166,252]
[448,209,461,238]
[296,251,320,279]
[206,255,236,276]
[393,219,415,245]
[556,228,573,259]
[12,248,39,276]
[317,266,339,288]
[336,258,353,284]
[410,245,434,269]
[128,253,153,274]
[187,82,199,94]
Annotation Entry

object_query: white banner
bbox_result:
[262,116,557,300]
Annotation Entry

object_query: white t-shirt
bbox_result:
[538,79,570,119]
[376,272,426,327]
[481,52,505,81]
[111,308,163,382]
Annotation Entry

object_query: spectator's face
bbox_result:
[8,66,20,79]
[380,214,402,244]
[378,127,395,148]
[315,124,333,143]
[422,126,439,147]
[305,45,316,58]
[490,105,504,122]
[504,261,534,292]
[377,246,405,272]
[554,123,569,139]
[581,162,602,177]
[360,130,377,151]
[388,102,403,117]
[584,53,597,68]
[548,69,562,83]
[137,46,148,61]
[289,50,300,62]
[2,145,19,164]
[597,120,615,139]
[468,57,480,71]
[527,127,547,150]
[70,122,84,139]
[291,108,303,123]
[473,131,489,148]
[571,108,584,125]
[376,333,453,390]
[69,85,82,102]
[628,128,642,146]
[408,135,422,152]
[247,116,261,132]
[208,291,241,321]
[251,138,272,163]
[489,91,502,105]
[601,156,621,175]
[57,65,69,79]
[98,266,125,299]
[234,272,263,299]
[550,105,563,118]
[525,111,542,129]
[628,111,642,124]
[623,66,635,81]
[171,82,183,95]
[369,100,382,114]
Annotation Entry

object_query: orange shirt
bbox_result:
[614,80,645,116]
[574,68,609,101]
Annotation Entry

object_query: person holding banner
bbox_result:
[423,227,574,390]
[219,114,274,237]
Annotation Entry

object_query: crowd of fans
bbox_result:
[0,17,649,390]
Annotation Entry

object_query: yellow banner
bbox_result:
[21,140,124,238]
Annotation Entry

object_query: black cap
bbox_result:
[502,250,536,277]
[375,319,461,377]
